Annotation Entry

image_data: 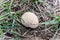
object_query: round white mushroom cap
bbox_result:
[21,12,39,28]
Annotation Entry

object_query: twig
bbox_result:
[20,35,33,38]
[42,26,52,31]
[9,0,14,9]
[34,31,37,40]
[35,2,41,12]
[51,28,60,40]
[22,29,31,36]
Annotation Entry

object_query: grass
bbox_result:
[0,0,60,40]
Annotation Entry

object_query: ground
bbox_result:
[0,0,60,40]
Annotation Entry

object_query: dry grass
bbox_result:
[0,0,60,40]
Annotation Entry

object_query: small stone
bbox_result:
[21,12,39,28]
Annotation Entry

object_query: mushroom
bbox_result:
[21,12,39,28]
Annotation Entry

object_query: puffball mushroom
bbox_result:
[21,12,39,28]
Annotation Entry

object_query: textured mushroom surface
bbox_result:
[21,12,39,28]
